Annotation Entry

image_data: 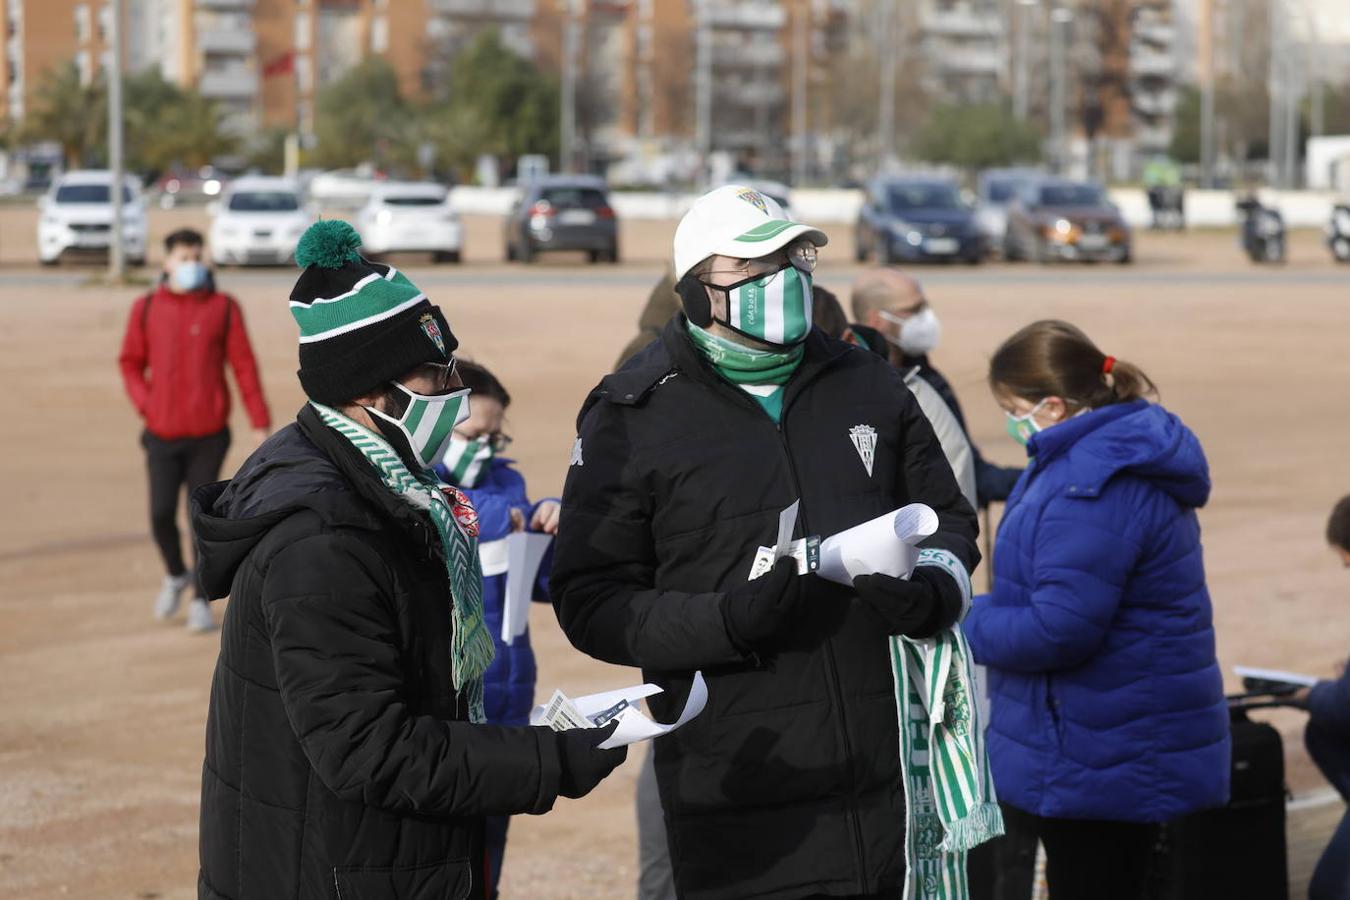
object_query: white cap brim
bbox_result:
[677,219,828,280]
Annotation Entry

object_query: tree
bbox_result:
[22,62,106,168]
[1169,85,1201,164]
[424,29,559,177]
[124,69,236,175]
[311,58,416,171]
[913,102,1042,171]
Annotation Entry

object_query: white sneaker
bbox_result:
[154,574,192,620]
[186,599,216,633]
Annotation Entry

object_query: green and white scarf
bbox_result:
[687,321,803,421]
[893,550,1003,899]
[312,402,496,723]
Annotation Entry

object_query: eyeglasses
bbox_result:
[704,238,819,279]
[455,429,513,453]
[417,359,459,393]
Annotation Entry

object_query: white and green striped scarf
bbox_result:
[312,402,496,723]
[894,550,1003,899]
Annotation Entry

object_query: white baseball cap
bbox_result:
[673,184,828,280]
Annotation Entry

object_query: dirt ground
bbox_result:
[1,204,1348,899]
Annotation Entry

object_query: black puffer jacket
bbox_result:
[551,318,980,900]
[192,405,562,900]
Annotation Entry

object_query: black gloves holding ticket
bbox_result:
[555,720,628,799]
[721,557,810,654]
[853,566,962,639]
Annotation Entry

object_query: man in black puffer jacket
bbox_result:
[551,186,980,900]
[193,221,624,900]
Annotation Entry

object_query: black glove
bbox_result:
[556,720,628,800]
[853,566,962,638]
[721,556,809,653]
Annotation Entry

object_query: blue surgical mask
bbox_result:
[170,261,209,293]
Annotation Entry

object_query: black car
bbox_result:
[855,176,985,264]
[504,175,619,264]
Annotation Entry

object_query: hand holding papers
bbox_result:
[817,504,939,586]
[531,672,709,750]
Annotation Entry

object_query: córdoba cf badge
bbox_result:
[849,424,877,477]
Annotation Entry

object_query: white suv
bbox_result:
[355,182,463,263]
[38,170,148,266]
[209,176,312,266]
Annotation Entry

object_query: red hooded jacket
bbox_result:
[119,283,271,440]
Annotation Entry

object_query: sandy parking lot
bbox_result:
[1,203,1347,898]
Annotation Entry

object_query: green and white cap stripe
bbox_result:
[290,265,426,344]
[673,183,828,280]
[728,266,812,346]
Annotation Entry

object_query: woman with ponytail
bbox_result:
[963,320,1229,899]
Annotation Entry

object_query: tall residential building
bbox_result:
[0,0,125,123]
[910,0,1007,104]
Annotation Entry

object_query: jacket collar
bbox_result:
[296,404,442,551]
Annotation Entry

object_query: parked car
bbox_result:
[38,170,147,266]
[151,167,226,209]
[504,175,619,263]
[974,167,1040,251]
[208,177,313,266]
[1004,178,1132,264]
[854,175,985,264]
[355,182,463,263]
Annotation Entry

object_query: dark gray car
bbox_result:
[504,176,619,263]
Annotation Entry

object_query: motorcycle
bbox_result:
[1237,198,1286,264]
[1328,204,1350,263]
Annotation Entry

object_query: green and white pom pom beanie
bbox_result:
[289,220,458,405]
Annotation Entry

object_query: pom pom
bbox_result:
[295,220,363,269]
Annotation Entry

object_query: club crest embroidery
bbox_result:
[419,312,447,357]
[569,436,584,467]
[849,424,877,477]
[441,485,480,538]
[736,188,768,214]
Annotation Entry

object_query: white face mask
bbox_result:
[169,260,209,293]
[880,307,942,357]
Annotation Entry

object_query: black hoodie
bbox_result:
[192,405,562,900]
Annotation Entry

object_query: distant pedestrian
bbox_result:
[963,320,1230,900]
[1293,496,1350,900]
[118,228,270,631]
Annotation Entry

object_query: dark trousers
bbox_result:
[484,814,508,899]
[972,803,1155,900]
[142,428,230,581]
[1307,719,1350,900]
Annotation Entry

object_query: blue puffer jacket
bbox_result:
[964,400,1230,823]
[434,458,554,727]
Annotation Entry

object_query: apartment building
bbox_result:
[0,0,122,122]
[910,0,1006,104]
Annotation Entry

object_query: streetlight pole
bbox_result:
[1199,0,1216,188]
[1013,0,1036,121]
[560,0,578,174]
[694,0,711,177]
[877,0,896,170]
[107,0,125,280]
[792,0,808,186]
[1049,6,1071,174]
[1266,0,1283,187]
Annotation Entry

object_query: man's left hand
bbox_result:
[531,500,561,535]
[853,566,960,639]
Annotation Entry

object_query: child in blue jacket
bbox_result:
[1295,496,1350,900]
[963,320,1229,900]
[433,360,557,899]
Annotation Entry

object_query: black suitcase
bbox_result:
[1150,691,1291,899]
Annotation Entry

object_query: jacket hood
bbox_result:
[191,418,384,599]
[1028,399,1210,508]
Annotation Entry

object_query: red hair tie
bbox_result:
[1102,356,1117,375]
